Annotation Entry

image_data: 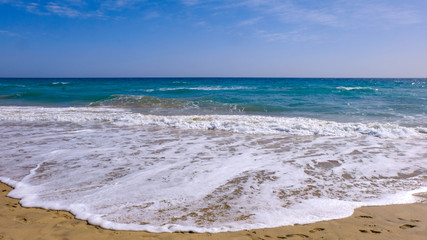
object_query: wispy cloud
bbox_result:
[5,1,85,18]
[143,11,159,20]
[1,0,424,41]
[352,3,422,26]
[256,29,320,42]
[240,0,423,28]
[2,0,149,19]
[181,0,200,6]
[237,17,262,26]
[45,2,81,18]
[23,2,43,15]
[184,0,424,42]
[0,30,20,37]
[2,0,423,26]
[241,0,343,27]
[256,31,290,42]
[194,21,207,26]
[63,0,87,6]
[101,0,147,10]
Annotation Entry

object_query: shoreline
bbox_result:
[1,182,426,239]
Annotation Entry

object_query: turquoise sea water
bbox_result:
[1,78,426,126]
[0,78,426,232]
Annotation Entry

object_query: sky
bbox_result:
[0,0,427,78]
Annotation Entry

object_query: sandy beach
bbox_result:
[1,182,426,240]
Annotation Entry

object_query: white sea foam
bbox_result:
[157,86,255,91]
[139,89,155,92]
[51,82,70,85]
[0,106,423,138]
[0,106,426,232]
[337,86,378,91]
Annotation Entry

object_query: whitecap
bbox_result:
[337,86,377,91]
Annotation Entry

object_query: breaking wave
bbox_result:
[0,106,424,139]
[89,95,198,109]
[89,95,244,114]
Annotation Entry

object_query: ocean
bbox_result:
[0,78,426,232]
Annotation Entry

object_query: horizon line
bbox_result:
[1,77,426,79]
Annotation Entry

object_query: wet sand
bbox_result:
[1,182,426,240]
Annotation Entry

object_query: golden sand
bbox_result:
[0,182,426,240]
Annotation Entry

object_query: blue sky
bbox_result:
[1,0,426,77]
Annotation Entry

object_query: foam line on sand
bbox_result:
[0,182,426,240]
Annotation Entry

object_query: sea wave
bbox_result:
[89,95,244,113]
[51,82,70,85]
[0,94,20,99]
[89,95,198,109]
[337,86,378,91]
[0,106,423,138]
[157,86,256,91]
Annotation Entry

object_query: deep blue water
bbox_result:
[1,78,426,126]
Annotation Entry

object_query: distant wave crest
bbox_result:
[337,86,378,91]
[140,86,256,92]
[51,82,70,85]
